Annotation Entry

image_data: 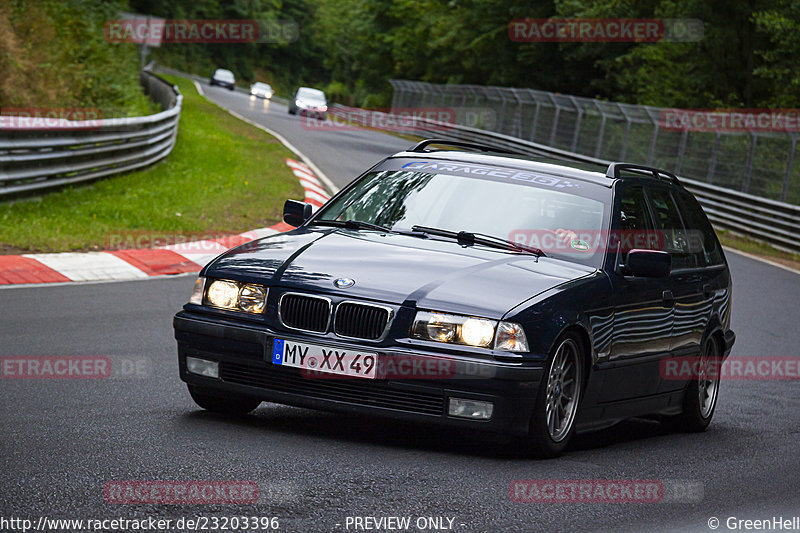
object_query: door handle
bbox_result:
[662,290,675,306]
[702,283,714,297]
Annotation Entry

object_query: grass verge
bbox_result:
[717,230,800,272]
[0,74,303,254]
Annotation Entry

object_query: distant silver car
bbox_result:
[210,69,235,91]
[288,87,327,119]
[250,82,273,99]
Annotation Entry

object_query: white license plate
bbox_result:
[270,339,378,379]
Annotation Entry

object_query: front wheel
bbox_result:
[188,384,261,415]
[525,334,584,458]
[668,336,721,432]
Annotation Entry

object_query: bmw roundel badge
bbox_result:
[334,278,356,289]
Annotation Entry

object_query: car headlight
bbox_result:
[200,278,268,314]
[206,280,239,309]
[239,284,267,313]
[412,311,529,353]
[412,311,496,348]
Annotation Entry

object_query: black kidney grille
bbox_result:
[334,303,391,340]
[279,294,330,332]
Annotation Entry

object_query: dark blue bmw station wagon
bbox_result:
[173,139,735,457]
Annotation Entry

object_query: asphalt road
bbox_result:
[1,83,799,533]
[201,84,411,191]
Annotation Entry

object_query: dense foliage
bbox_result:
[1,0,156,116]
[133,0,800,108]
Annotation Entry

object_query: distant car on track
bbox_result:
[288,87,327,119]
[249,82,274,99]
[209,69,235,91]
[174,139,735,457]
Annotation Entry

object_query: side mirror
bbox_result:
[283,199,313,227]
[623,249,671,278]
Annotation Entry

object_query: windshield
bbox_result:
[297,88,325,102]
[214,69,234,81]
[314,168,610,267]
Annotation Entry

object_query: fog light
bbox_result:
[448,398,494,420]
[186,356,219,378]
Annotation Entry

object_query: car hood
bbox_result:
[204,228,596,318]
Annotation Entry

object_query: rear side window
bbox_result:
[675,190,725,266]
[645,187,698,270]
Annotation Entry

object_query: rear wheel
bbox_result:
[526,334,584,458]
[188,384,261,415]
[668,336,721,432]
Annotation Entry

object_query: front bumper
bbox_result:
[174,311,544,436]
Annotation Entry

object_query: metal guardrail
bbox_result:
[389,79,800,206]
[0,67,181,197]
[329,103,800,253]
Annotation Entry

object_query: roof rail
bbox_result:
[606,162,680,184]
[408,138,515,154]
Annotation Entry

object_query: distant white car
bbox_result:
[288,87,327,119]
[210,69,235,91]
[250,82,274,99]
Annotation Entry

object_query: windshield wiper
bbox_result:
[310,219,395,233]
[410,225,546,257]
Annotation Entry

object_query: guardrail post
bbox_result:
[548,94,560,147]
[568,96,583,153]
[618,104,632,160]
[528,91,541,141]
[707,132,721,183]
[497,88,508,133]
[782,134,796,202]
[510,88,523,138]
[743,133,757,193]
[675,130,689,174]
[594,102,607,159]
[643,107,660,166]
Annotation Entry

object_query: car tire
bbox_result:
[188,384,261,415]
[667,335,721,433]
[228,85,234,91]
[525,333,584,458]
